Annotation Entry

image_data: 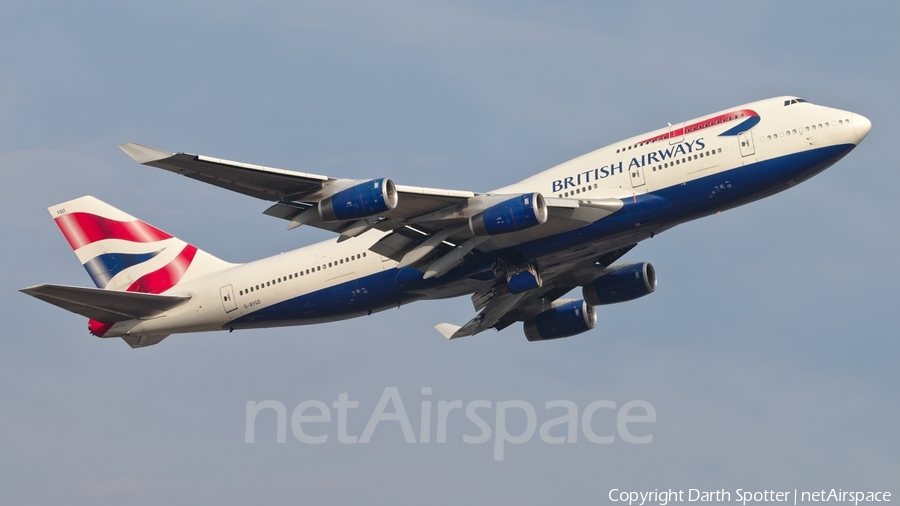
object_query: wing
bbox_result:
[120,143,628,277]
[434,244,637,338]
[120,142,477,235]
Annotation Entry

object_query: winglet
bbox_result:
[119,142,172,164]
[433,323,462,340]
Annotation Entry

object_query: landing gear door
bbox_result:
[220,285,238,313]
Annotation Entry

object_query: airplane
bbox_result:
[21,96,871,348]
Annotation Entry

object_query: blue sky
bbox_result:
[1,2,897,504]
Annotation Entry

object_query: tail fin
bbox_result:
[49,196,233,293]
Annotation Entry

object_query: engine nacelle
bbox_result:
[319,178,398,222]
[469,193,548,236]
[583,262,656,306]
[524,299,596,342]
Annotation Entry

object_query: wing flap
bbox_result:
[438,290,533,338]
[20,284,191,322]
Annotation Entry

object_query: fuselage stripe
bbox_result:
[638,109,760,144]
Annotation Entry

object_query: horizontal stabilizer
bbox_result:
[433,323,463,340]
[20,284,191,322]
[121,334,170,349]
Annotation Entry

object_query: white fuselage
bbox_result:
[104,96,868,339]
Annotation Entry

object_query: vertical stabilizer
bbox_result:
[49,196,234,293]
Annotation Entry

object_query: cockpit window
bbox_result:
[784,98,809,106]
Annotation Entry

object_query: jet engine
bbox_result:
[469,193,548,236]
[524,299,596,342]
[319,178,398,222]
[583,262,656,306]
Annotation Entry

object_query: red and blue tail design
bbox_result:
[50,196,232,293]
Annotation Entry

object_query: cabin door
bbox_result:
[629,163,647,188]
[738,131,756,157]
[220,285,238,313]
[668,122,684,144]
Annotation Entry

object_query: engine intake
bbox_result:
[469,193,548,236]
[583,262,656,306]
[524,299,596,342]
[319,178,398,222]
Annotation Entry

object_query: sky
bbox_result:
[1,2,897,504]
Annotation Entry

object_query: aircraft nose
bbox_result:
[852,113,871,143]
